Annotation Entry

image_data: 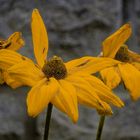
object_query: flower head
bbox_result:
[100,24,140,101]
[0,9,124,122]
[0,32,24,84]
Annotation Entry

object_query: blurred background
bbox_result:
[0,0,140,140]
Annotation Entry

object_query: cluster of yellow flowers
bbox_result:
[0,9,140,138]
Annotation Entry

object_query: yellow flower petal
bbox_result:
[2,71,22,88]
[97,102,113,116]
[66,56,120,75]
[0,49,29,70]
[0,49,29,86]
[80,74,124,107]
[103,24,132,58]
[51,95,66,114]
[65,56,93,69]
[66,75,102,108]
[31,9,49,67]
[128,49,140,63]
[131,62,140,71]
[57,80,79,123]
[100,66,121,89]
[66,75,113,115]
[27,78,58,117]
[8,60,44,87]
[128,50,140,70]
[6,32,24,51]
[118,63,140,100]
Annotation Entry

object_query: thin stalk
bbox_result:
[43,103,53,140]
[96,115,106,140]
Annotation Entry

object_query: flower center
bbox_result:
[115,45,130,62]
[42,56,67,80]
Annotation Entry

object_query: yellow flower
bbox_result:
[0,9,124,122]
[100,23,140,101]
[0,32,24,84]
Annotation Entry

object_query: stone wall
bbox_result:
[0,0,140,140]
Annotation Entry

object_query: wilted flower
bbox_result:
[100,24,140,101]
[0,9,124,122]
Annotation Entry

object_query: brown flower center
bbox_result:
[42,56,67,80]
[115,45,130,62]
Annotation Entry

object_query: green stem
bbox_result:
[43,103,53,140]
[96,115,106,140]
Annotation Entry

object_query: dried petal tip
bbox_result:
[97,102,113,116]
[0,39,11,49]
[42,56,67,80]
[0,70,4,84]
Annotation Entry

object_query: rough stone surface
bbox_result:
[0,0,140,140]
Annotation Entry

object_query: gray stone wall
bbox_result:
[0,0,140,140]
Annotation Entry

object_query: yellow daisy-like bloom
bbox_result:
[0,32,24,84]
[100,23,140,101]
[0,9,124,123]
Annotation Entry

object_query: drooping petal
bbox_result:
[6,32,24,51]
[97,101,113,116]
[0,49,29,70]
[0,70,22,88]
[2,71,23,88]
[8,60,44,87]
[31,9,48,67]
[102,24,132,58]
[65,56,121,75]
[100,66,121,89]
[118,63,140,100]
[51,95,66,114]
[27,78,58,117]
[79,74,124,107]
[56,80,79,123]
[66,75,113,115]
